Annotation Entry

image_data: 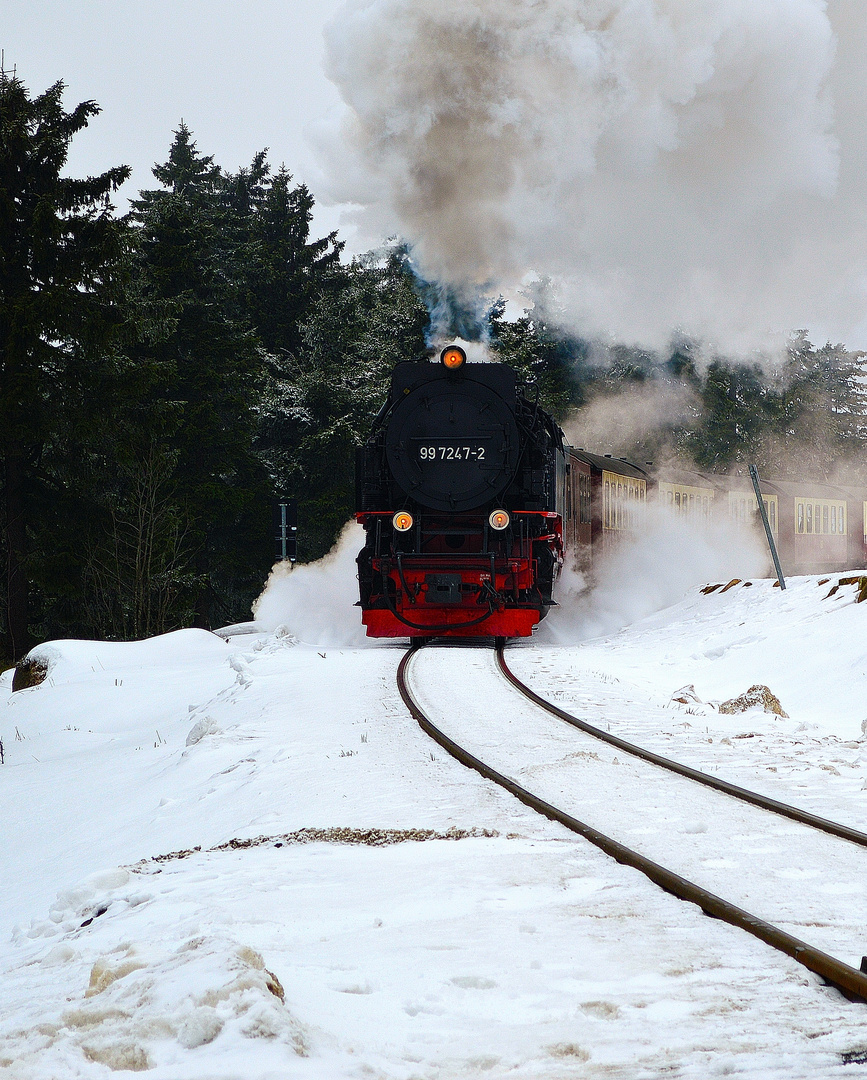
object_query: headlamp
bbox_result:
[440,345,466,371]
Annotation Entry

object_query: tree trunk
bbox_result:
[3,446,31,661]
[193,546,211,629]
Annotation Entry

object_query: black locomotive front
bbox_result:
[355,346,566,638]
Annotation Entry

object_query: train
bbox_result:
[355,348,867,639]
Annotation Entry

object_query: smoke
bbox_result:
[321,0,867,354]
[562,380,699,458]
[252,522,369,646]
[538,503,768,643]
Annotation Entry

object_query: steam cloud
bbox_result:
[322,0,867,353]
[539,504,768,643]
[253,523,369,646]
[250,511,767,648]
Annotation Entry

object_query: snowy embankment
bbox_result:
[2,573,867,1077]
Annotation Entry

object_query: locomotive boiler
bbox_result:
[355,346,567,638]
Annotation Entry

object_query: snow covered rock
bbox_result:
[11,647,61,691]
[669,684,702,706]
[185,716,220,745]
[718,684,788,717]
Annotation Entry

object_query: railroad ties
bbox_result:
[397,642,867,1005]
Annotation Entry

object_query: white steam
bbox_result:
[321,0,867,353]
[252,522,369,646]
[252,512,766,646]
[563,381,699,456]
[539,504,768,643]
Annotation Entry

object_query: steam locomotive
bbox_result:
[355,346,568,638]
[354,347,867,639]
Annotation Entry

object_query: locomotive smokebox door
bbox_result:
[424,574,463,604]
[385,362,520,512]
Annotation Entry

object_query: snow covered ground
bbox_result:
[3,571,867,1077]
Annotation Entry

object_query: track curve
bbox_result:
[496,643,867,849]
[397,643,867,1005]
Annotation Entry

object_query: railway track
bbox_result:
[397,641,867,1004]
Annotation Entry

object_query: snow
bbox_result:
[3,573,867,1076]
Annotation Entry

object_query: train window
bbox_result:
[580,475,591,523]
[675,492,680,509]
[806,503,813,533]
[797,502,804,533]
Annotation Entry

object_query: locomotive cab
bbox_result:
[355,349,566,638]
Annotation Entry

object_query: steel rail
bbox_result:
[397,644,867,1004]
[496,643,867,850]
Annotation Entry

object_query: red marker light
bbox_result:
[393,511,414,532]
[489,509,510,530]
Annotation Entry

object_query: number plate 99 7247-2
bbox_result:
[413,439,492,463]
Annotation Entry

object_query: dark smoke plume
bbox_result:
[320,0,867,354]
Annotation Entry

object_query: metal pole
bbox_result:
[748,465,786,590]
[280,503,288,561]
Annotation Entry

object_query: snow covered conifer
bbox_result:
[0,69,129,663]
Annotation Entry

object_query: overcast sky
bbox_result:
[3,0,352,242]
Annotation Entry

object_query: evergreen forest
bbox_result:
[2,73,866,665]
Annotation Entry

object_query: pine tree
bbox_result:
[246,167,342,358]
[0,72,129,663]
[256,247,430,558]
[127,125,271,629]
[489,300,587,420]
